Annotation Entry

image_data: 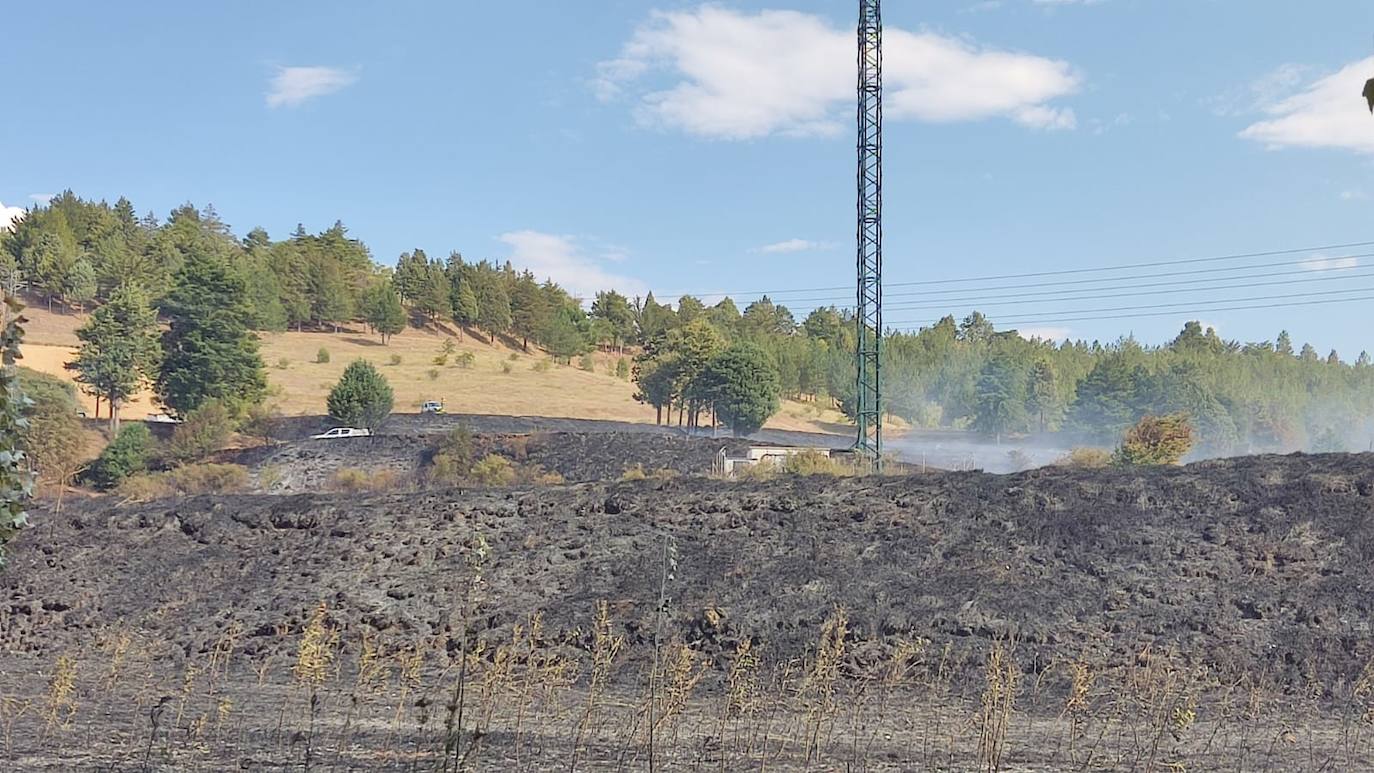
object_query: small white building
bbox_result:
[713,446,832,476]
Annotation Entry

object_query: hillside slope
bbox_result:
[15,305,854,433]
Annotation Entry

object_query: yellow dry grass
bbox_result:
[15,307,851,433]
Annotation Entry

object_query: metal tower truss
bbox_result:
[855,0,883,463]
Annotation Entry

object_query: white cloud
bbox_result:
[597,6,1080,140]
[0,202,24,232]
[1301,256,1360,272]
[266,65,359,108]
[1340,189,1368,201]
[1016,325,1071,342]
[752,238,833,254]
[27,193,53,204]
[497,230,648,301]
[1239,56,1374,154]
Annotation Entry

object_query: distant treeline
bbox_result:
[2,190,1371,454]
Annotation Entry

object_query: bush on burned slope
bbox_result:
[1114,413,1194,466]
[86,423,154,490]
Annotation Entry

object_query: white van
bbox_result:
[310,427,372,440]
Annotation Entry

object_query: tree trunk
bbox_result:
[110,398,121,435]
[655,405,662,425]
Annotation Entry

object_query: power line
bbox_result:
[649,239,1374,301]
[881,265,1374,312]
[887,292,1374,330]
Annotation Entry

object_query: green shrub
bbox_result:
[456,351,475,369]
[1114,413,1195,466]
[429,426,475,483]
[331,467,370,492]
[442,338,457,355]
[532,360,551,373]
[240,401,280,440]
[388,354,403,366]
[508,353,520,361]
[427,369,440,381]
[87,424,154,490]
[22,374,85,488]
[433,354,449,367]
[327,360,394,432]
[275,357,290,370]
[470,454,515,486]
[578,353,595,372]
[315,347,330,364]
[615,357,630,380]
[501,362,513,375]
[166,400,234,465]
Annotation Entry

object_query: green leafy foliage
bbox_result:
[166,399,234,465]
[22,362,85,493]
[1114,414,1195,466]
[0,297,33,564]
[72,282,161,431]
[327,360,393,432]
[87,423,154,490]
[430,425,475,483]
[698,342,782,436]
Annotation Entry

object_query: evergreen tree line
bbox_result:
[4,191,1372,452]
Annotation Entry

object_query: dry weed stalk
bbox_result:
[572,599,625,769]
[976,642,1020,773]
[0,697,31,758]
[43,654,77,734]
[716,638,761,766]
[442,530,490,772]
[100,629,134,690]
[802,607,849,761]
[292,601,338,769]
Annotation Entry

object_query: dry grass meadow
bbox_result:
[13,307,855,433]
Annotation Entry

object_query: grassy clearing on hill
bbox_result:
[12,306,858,433]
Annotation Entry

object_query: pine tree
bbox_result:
[413,261,450,322]
[366,282,407,344]
[73,283,161,432]
[697,342,781,436]
[477,279,512,344]
[327,360,394,432]
[453,282,479,333]
[63,258,98,312]
[1276,330,1294,356]
[393,249,429,302]
[307,254,351,331]
[541,307,589,363]
[1025,360,1060,433]
[973,356,1028,442]
[157,249,266,415]
[510,272,550,351]
[591,290,636,351]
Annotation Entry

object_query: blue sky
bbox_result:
[3,1,1374,354]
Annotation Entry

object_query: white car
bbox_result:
[420,401,445,414]
[146,412,182,424]
[310,427,372,440]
